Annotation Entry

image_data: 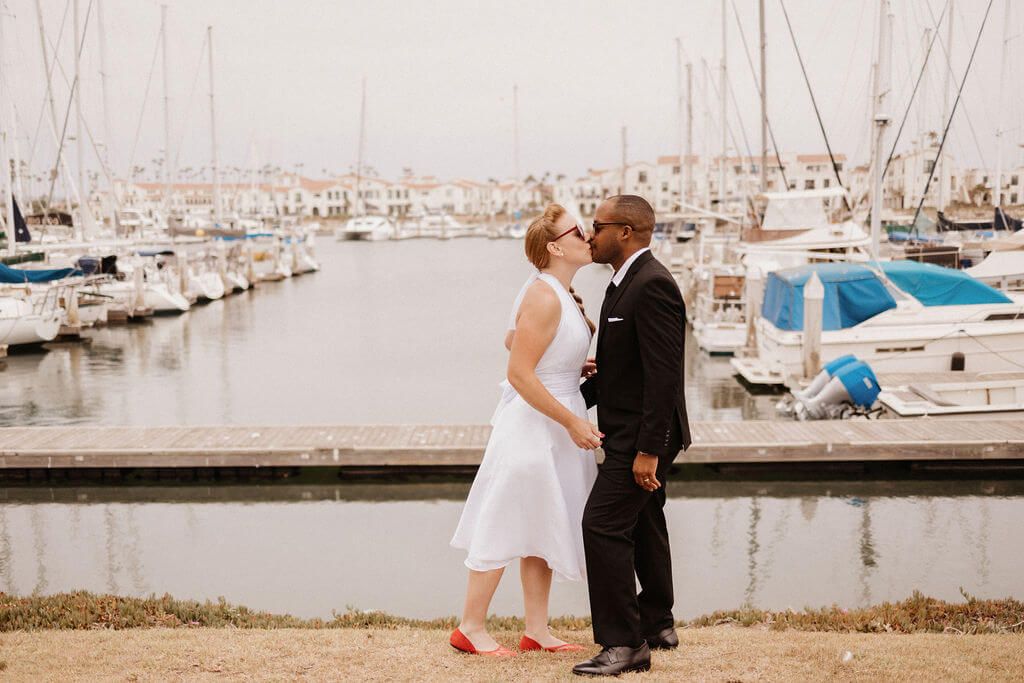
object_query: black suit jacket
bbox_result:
[581,250,691,458]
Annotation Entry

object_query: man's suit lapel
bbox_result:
[597,250,655,349]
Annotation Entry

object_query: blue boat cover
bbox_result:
[762,263,897,331]
[876,260,1012,306]
[0,262,81,283]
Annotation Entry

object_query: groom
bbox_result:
[574,195,690,677]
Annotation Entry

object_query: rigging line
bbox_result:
[778,0,851,211]
[24,0,71,174]
[881,0,947,183]
[702,60,761,227]
[725,71,763,227]
[923,0,989,169]
[36,3,120,208]
[45,0,94,211]
[960,328,1024,371]
[127,28,162,180]
[729,0,788,188]
[829,1,868,133]
[912,0,995,230]
[172,31,210,178]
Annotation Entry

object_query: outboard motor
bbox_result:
[798,360,881,420]
[796,354,859,402]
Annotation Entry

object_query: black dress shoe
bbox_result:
[645,626,679,650]
[572,643,651,676]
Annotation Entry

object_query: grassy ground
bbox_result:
[2,626,1023,681]
[2,591,1022,680]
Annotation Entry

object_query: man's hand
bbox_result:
[632,451,660,492]
[581,357,597,379]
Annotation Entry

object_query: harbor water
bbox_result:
[1,238,1021,619]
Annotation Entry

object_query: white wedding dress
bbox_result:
[451,272,598,582]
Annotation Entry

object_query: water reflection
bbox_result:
[0,481,1019,620]
[0,240,780,427]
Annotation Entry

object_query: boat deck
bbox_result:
[1,419,1022,471]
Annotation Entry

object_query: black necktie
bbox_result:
[605,281,617,299]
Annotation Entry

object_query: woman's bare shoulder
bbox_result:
[517,280,560,320]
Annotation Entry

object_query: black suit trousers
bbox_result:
[582,448,675,647]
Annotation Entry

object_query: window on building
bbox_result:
[638,171,647,183]
[804,179,815,190]
[672,165,680,174]
[789,182,797,189]
[733,165,742,174]
[823,178,830,188]
[1013,175,1019,185]
[1013,193,1019,204]
[982,175,989,183]
[661,182,668,192]
[835,162,843,171]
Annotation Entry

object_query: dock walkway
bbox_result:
[1,419,1023,471]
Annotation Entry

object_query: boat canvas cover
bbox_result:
[877,260,1011,306]
[0,263,81,283]
[762,263,897,331]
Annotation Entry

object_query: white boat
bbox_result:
[224,270,249,292]
[187,268,226,302]
[336,215,395,241]
[878,374,1024,419]
[685,189,869,357]
[732,260,1024,386]
[0,296,61,346]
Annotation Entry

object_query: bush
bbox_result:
[1,590,1021,634]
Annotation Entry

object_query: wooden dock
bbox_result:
[1,419,1023,473]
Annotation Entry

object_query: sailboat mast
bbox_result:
[676,38,683,209]
[73,0,87,238]
[97,0,118,234]
[994,0,1011,208]
[938,0,953,210]
[208,25,221,223]
[513,83,519,210]
[719,0,728,207]
[0,4,13,254]
[870,0,892,262]
[355,77,365,216]
[759,0,767,194]
[686,61,693,207]
[161,4,172,219]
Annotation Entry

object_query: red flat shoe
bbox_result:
[519,635,586,652]
[450,628,517,657]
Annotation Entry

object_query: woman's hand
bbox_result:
[581,357,597,378]
[566,416,603,450]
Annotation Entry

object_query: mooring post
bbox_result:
[802,270,824,378]
[744,269,764,353]
[133,262,146,310]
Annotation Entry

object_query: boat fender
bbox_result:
[951,351,965,372]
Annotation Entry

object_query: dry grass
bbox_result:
[1,625,1022,681]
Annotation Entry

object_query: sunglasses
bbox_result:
[592,221,629,234]
[553,224,586,241]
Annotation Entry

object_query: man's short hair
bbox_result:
[608,195,655,233]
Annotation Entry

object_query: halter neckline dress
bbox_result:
[451,272,598,582]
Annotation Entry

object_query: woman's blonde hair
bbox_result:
[524,203,596,335]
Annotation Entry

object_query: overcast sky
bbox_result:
[1,0,1018,187]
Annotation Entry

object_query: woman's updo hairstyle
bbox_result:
[523,203,595,335]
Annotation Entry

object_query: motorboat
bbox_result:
[732,260,1024,386]
[336,215,395,241]
[878,373,1024,419]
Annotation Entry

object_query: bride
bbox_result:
[450,203,601,657]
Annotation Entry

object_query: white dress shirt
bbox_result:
[611,247,651,287]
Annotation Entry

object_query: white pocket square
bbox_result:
[607,317,624,322]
